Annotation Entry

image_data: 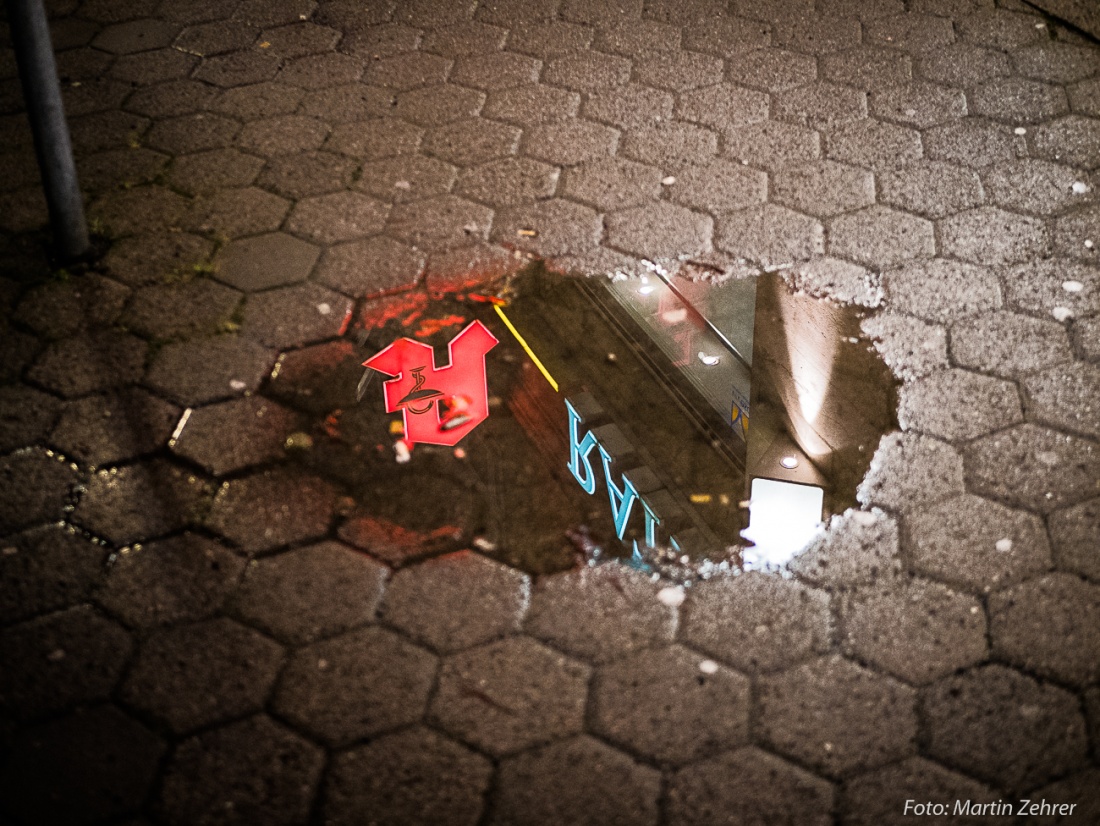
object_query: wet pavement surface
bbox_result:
[1,0,1100,823]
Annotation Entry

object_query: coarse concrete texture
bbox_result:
[1,0,1099,822]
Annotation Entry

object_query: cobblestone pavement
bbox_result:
[1,0,1100,823]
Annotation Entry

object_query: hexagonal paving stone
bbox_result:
[856,432,965,514]
[103,231,215,287]
[323,727,492,826]
[171,395,298,476]
[726,47,817,92]
[772,160,875,218]
[493,736,661,826]
[543,51,631,92]
[273,625,436,746]
[1013,42,1100,85]
[867,82,966,129]
[144,335,276,406]
[939,206,1049,265]
[382,551,529,653]
[492,198,601,257]
[265,340,363,414]
[787,509,902,589]
[0,706,165,826]
[0,386,56,455]
[842,757,999,826]
[257,150,358,198]
[0,526,107,626]
[175,21,260,57]
[279,53,364,88]
[50,387,178,467]
[958,8,1046,51]
[422,118,521,166]
[898,368,1022,441]
[356,154,458,203]
[824,118,922,171]
[206,467,336,553]
[185,186,290,239]
[922,664,1087,794]
[592,18,679,56]
[965,424,1100,514]
[1031,115,1100,170]
[681,571,831,673]
[590,644,750,765]
[192,51,283,87]
[916,42,1011,88]
[122,278,243,340]
[73,460,211,546]
[1023,362,1100,439]
[983,158,1093,216]
[387,194,494,249]
[170,148,265,195]
[0,606,132,723]
[315,235,426,296]
[828,205,935,268]
[841,578,986,684]
[950,310,1073,377]
[1050,499,1100,582]
[861,311,949,381]
[665,160,767,214]
[675,83,769,133]
[119,617,284,733]
[454,157,559,207]
[1054,203,1100,260]
[231,541,386,644]
[364,51,452,90]
[989,572,1100,686]
[878,160,984,219]
[883,258,1001,322]
[286,191,389,244]
[93,18,179,53]
[522,120,619,166]
[325,116,423,159]
[452,51,542,90]
[716,204,825,266]
[668,747,835,826]
[606,201,712,260]
[523,563,676,664]
[757,655,917,778]
[28,330,148,399]
[429,636,590,756]
[970,77,1068,124]
[634,50,723,92]
[157,715,323,826]
[560,156,663,211]
[621,121,719,169]
[904,491,1052,591]
[259,21,341,58]
[214,231,319,292]
[422,21,509,56]
[240,283,353,349]
[15,274,130,339]
[923,118,1025,169]
[583,83,673,129]
[394,83,486,126]
[865,12,956,53]
[144,112,240,154]
[822,45,913,90]
[96,532,244,628]
[789,256,882,307]
[723,120,822,171]
[773,82,868,129]
[681,13,771,54]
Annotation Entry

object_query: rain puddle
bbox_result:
[272,264,897,578]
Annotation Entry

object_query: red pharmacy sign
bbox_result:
[363,320,498,446]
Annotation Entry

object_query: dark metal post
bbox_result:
[5,0,90,259]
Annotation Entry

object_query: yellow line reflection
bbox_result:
[493,304,559,392]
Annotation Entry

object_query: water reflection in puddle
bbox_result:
[273,264,897,579]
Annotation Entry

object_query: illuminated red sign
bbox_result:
[363,320,498,446]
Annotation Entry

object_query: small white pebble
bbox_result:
[657,586,685,608]
[394,179,411,190]
[394,439,411,464]
[1052,306,1073,321]
[995,538,1013,553]
[661,175,676,185]
[473,536,496,552]
[970,605,980,614]
[229,379,247,391]
[317,303,332,315]
[1014,127,1027,135]
[453,447,466,459]
[1062,280,1085,293]
[1072,181,1088,194]
[699,659,720,675]
[1085,240,1095,249]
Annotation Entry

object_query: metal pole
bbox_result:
[5,0,90,260]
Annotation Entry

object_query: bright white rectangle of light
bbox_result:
[741,478,824,570]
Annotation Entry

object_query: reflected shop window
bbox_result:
[342,264,897,579]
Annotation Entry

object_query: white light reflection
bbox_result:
[741,478,824,569]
